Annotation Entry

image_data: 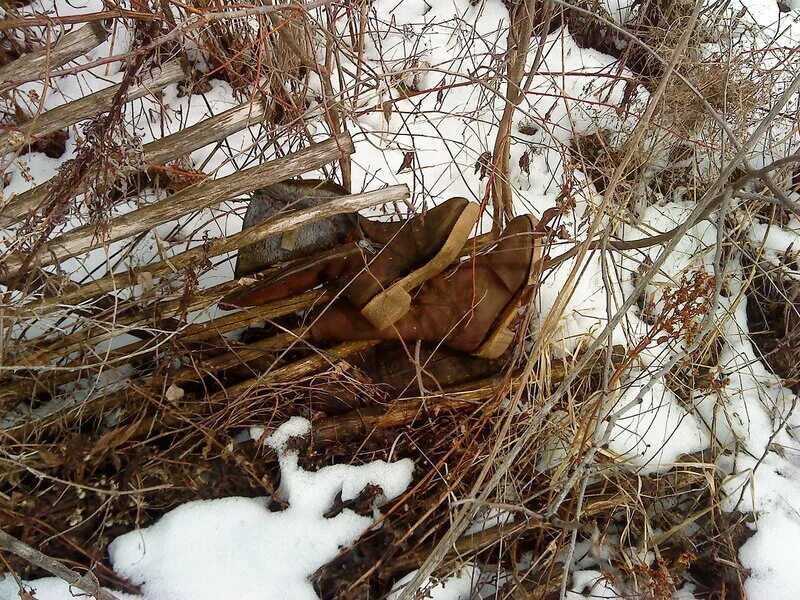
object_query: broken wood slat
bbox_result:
[1,339,378,434]
[8,280,242,372]
[168,332,299,387]
[0,22,109,92]
[180,290,328,343]
[18,185,407,317]
[0,381,133,434]
[220,340,380,397]
[2,345,618,448]
[2,100,269,224]
[313,382,495,445]
[1,298,320,403]
[143,102,268,166]
[2,132,354,277]
[7,288,327,381]
[0,327,300,405]
[0,59,184,151]
[1,362,484,455]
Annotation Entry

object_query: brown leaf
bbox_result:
[137,271,154,294]
[37,449,63,467]
[396,151,415,174]
[474,151,492,180]
[90,421,142,457]
[519,149,531,175]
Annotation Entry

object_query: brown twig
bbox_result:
[491,0,536,227]
[0,529,121,600]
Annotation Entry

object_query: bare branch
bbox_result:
[0,529,121,600]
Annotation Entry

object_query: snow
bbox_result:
[108,418,412,600]
[603,378,711,473]
[9,0,133,116]
[0,419,413,600]
[388,565,501,600]
[565,570,623,599]
[748,215,800,276]
[3,0,800,597]
[336,2,643,232]
[0,578,139,600]
[738,507,800,600]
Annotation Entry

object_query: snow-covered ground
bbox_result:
[2,0,800,598]
[0,418,414,600]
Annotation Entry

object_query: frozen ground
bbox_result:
[0,419,414,600]
[2,0,800,598]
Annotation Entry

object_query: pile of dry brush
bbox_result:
[1,1,798,599]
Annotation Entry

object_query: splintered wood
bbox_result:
[2,133,356,277]
[1,101,271,225]
[0,59,185,151]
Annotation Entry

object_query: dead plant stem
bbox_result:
[0,529,121,600]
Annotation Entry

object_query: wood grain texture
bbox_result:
[7,287,328,381]
[18,184,407,316]
[0,22,109,92]
[2,132,355,277]
[1,100,269,224]
[312,349,622,445]
[0,59,184,150]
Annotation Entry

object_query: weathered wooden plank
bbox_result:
[0,59,184,151]
[1,100,269,224]
[2,132,355,277]
[9,280,243,371]
[8,288,328,379]
[168,332,298,387]
[4,354,495,436]
[0,22,109,93]
[1,333,619,436]
[1,294,326,403]
[4,331,297,413]
[180,291,328,343]
[313,383,493,444]
[19,184,407,316]
[219,340,380,395]
[0,339,377,434]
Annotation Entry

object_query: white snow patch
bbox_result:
[0,577,139,600]
[388,564,501,600]
[106,418,412,600]
[0,419,413,600]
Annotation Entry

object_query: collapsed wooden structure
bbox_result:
[1,28,539,446]
[0,12,764,600]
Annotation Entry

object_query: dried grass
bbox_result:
[2,1,799,599]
